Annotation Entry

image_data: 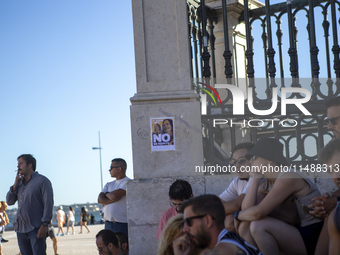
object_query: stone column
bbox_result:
[128,0,204,253]
[128,0,263,254]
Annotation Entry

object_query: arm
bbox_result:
[38,177,54,239]
[106,189,126,202]
[98,192,112,205]
[6,171,23,205]
[328,208,340,255]
[213,242,244,255]
[98,189,126,205]
[241,177,262,210]
[239,176,303,221]
[0,214,6,226]
[3,211,9,225]
[221,194,245,214]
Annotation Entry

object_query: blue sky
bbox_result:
[0,1,136,206]
[0,0,336,207]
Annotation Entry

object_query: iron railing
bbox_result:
[187,0,340,167]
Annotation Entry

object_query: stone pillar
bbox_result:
[128,0,204,253]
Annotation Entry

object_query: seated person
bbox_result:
[236,138,323,255]
[311,98,340,255]
[172,194,259,255]
[317,138,340,255]
[219,142,253,231]
[156,180,193,239]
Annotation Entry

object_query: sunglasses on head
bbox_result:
[325,116,340,125]
[229,157,248,166]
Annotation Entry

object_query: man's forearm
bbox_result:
[221,194,245,214]
[6,186,18,206]
[98,192,113,205]
[106,191,124,202]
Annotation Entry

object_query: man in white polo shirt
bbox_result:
[219,142,253,231]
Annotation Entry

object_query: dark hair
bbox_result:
[325,96,340,109]
[69,206,75,214]
[154,124,161,131]
[232,142,254,155]
[17,154,36,171]
[169,180,192,200]
[318,138,340,164]
[112,158,127,171]
[181,194,225,229]
[81,206,87,216]
[115,232,129,250]
[96,229,119,248]
[162,119,173,134]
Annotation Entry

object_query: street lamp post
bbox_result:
[92,131,103,190]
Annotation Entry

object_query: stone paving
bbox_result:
[1,224,104,255]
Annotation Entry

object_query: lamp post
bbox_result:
[92,131,103,190]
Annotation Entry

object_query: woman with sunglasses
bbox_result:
[235,138,323,255]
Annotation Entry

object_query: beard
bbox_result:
[190,225,211,249]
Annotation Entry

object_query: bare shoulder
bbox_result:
[214,242,244,255]
[274,174,305,190]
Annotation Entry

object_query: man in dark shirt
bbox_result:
[6,154,54,255]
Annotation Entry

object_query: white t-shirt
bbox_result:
[56,210,65,222]
[67,210,75,221]
[102,176,130,223]
[219,178,250,202]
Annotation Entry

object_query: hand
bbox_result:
[173,234,192,255]
[234,217,241,232]
[308,193,336,217]
[37,225,48,239]
[13,170,23,191]
[249,171,264,179]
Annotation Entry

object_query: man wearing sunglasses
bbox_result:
[313,138,340,255]
[156,179,193,239]
[325,96,340,138]
[98,158,131,237]
[309,97,340,254]
[172,194,258,255]
[317,138,340,255]
[219,142,254,232]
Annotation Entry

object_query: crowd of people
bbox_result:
[2,97,340,255]
[154,96,340,255]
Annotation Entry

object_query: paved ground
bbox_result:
[1,224,104,255]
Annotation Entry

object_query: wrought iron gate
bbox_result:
[187,0,340,167]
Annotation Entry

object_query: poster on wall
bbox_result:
[151,117,175,151]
